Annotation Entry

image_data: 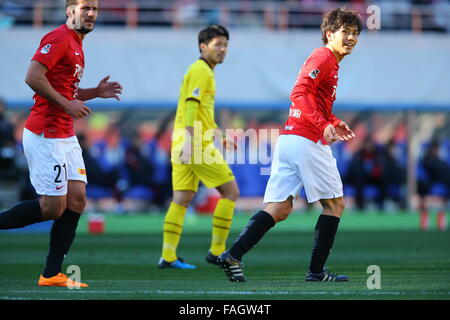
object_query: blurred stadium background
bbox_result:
[1,0,449,217]
[0,0,449,301]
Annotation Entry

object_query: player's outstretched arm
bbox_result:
[77,75,123,101]
[25,61,92,119]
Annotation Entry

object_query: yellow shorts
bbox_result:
[171,146,235,192]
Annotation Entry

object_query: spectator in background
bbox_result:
[144,113,173,211]
[346,137,385,210]
[0,97,17,182]
[124,131,154,190]
[78,133,121,193]
[79,131,125,212]
[380,139,407,210]
[420,139,450,198]
[122,130,155,211]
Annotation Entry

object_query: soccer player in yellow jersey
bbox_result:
[158,25,240,269]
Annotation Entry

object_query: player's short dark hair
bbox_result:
[198,25,229,49]
[321,8,363,44]
[66,0,79,8]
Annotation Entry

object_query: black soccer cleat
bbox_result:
[205,251,220,266]
[217,250,247,282]
[305,267,349,282]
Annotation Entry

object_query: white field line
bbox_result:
[1,289,449,296]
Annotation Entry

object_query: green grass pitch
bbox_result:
[0,211,449,300]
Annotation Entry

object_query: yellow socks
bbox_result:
[162,202,187,262]
[162,199,235,261]
[210,198,235,256]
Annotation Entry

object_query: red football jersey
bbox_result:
[25,24,84,138]
[281,47,342,144]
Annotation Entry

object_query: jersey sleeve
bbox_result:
[329,114,342,127]
[184,98,199,127]
[184,67,212,104]
[290,54,333,133]
[32,31,69,71]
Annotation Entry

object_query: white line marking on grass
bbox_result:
[1,290,449,296]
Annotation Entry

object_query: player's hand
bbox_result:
[179,141,193,164]
[223,135,237,152]
[323,124,341,144]
[96,75,123,101]
[214,128,237,152]
[64,99,92,119]
[335,121,356,141]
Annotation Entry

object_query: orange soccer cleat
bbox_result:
[38,273,88,288]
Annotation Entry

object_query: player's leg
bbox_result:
[0,129,58,229]
[217,198,294,282]
[205,179,239,264]
[190,149,239,263]
[306,197,348,281]
[230,197,293,260]
[217,135,301,282]
[39,139,88,287]
[159,163,198,269]
[41,181,86,279]
[159,190,196,269]
[0,199,44,229]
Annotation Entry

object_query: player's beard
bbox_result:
[77,26,94,34]
[72,18,95,34]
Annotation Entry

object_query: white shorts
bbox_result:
[23,128,87,196]
[263,134,343,204]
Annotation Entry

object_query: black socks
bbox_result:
[42,209,81,278]
[309,214,340,274]
[0,200,44,229]
[229,210,275,261]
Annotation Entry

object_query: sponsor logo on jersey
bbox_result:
[309,69,320,79]
[73,64,84,81]
[40,44,51,54]
[56,185,65,190]
[193,88,200,97]
[75,51,80,56]
[78,168,86,175]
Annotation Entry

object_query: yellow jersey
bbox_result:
[173,58,217,137]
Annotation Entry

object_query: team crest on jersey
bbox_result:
[309,69,320,79]
[40,44,51,54]
[193,88,200,97]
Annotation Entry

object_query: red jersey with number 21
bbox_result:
[25,24,84,138]
[281,47,342,145]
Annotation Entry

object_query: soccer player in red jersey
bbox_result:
[0,0,122,287]
[217,8,362,282]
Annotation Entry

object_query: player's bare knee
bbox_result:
[333,198,345,216]
[272,208,291,222]
[231,187,240,201]
[339,198,346,212]
[217,182,240,202]
[276,211,290,222]
[223,188,239,202]
[172,191,195,208]
[67,196,86,213]
[40,203,65,220]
